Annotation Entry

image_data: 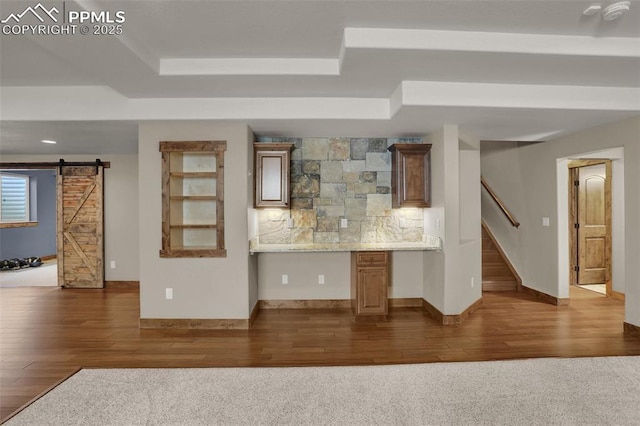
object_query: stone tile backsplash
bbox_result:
[256,137,424,245]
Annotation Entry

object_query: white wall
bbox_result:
[258,252,350,300]
[391,251,424,298]
[422,126,482,315]
[481,116,640,328]
[257,250,423,300]
[138,121,255,320]
[443,129,482,314]
[0,154,139,281]
[423,129,446,312]
[480,141,528,277]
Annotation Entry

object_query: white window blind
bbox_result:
[1,173,30,222]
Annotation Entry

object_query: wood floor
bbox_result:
[2,286,640,422]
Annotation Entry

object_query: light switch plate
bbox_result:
[542,217,550,227]
[340,218,348,228]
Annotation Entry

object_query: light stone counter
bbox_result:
[249,235,442,253]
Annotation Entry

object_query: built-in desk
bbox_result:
[250,238,441,318]
[248,236,441,254]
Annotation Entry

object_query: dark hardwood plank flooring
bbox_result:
[2,285,640,422]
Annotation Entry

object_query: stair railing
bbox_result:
[481,177,520,228]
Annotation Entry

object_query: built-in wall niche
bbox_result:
[159,141,226,258]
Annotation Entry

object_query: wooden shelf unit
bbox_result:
[159,141,226,258]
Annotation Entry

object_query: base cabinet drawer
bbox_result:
[356,251,388,266]
[351,251,390,316]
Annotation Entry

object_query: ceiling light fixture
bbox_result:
[602,1,631,21]
[41,139,57,144]
[583,4,602,15]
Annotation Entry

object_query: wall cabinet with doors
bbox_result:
[159,141,226,258]
[254,143,294,208]
[388,143,432,208]
[350,251,390,317]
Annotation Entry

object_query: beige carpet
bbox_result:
[6,356,640,425]
[0,261,57,288]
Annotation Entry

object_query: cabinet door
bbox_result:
[254,143,293,208]
[389,144,431,208]
[356,266,388,315]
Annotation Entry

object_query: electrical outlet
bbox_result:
[318,275,325,285]
[110,260,116,269]
[286,218,294,228]
[165,288,173,300]
[340,218,348,228]
[542,217,550,227]
[282,274,288,285]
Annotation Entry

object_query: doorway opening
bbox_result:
[0,161,108,289]
[0,168,58,288]
[557,147,626,303]
[567,158,624,300]
[568,160,610,297]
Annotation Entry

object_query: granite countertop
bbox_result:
[249,236,442,253]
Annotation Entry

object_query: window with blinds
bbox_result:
[0,173,30,222]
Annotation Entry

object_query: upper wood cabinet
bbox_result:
[254,143,294,208]
[388,143,432,208]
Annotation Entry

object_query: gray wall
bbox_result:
[138,121,255,320]
[257,250,424,301]
[480,116,640,328]
[422,126,482,315]
[0,155,139,281]
[0,169,56,259]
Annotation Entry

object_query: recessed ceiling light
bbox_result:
[41,139,57,144]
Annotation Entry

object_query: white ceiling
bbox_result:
[0,0,639,154]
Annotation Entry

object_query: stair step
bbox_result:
[482,260,508,267]
[482,255,501,260]
[482,275,517,281]
[482,280,517,291]
[483,267,513,276]
[482,224,518,287]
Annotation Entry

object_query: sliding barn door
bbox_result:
[57,165,104,288]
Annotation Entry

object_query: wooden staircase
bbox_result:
[482,225,518,292]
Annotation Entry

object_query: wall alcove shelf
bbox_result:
[159,141,227,258]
